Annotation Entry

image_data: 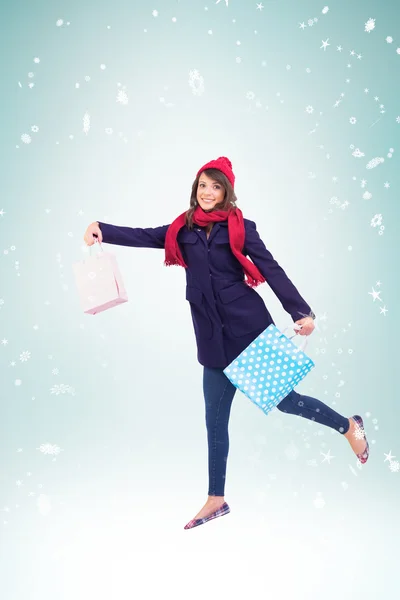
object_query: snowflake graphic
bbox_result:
[116,89,129,105]
[83,112,90,135]
[50,384,76,396]
[363,191,372,200]
[349,116,357,124]
[189,69,200,81]
[285,442,299,460]
[246,91,255,100]
[386,36,393,44]
[371,214,383,227]
[19,351,31,362]
[188,69,205,96]
[396,116,400,124]
[314,493,325,509]
[366,157,384,169]
[31,125,39,133]
[364,18,375,33]
[56,19,64,27]
[21,134,32,144]
[352,148,365,157]
[322,6,329,14]
[37,443,62,456]
[305,105,314,114]
[389,460,400,473]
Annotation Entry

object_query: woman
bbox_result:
[84,156,369,530]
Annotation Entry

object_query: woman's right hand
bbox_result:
[84,222,103,246]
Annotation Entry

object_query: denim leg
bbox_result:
[276,389,350,434]
[203,367,237,497]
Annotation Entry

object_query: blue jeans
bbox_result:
[203,367,351,497]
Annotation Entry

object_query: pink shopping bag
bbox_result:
[72,243,128,315]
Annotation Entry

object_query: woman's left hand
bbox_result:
[294,316,315,336]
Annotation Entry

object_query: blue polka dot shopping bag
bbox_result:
[223,324,315,416]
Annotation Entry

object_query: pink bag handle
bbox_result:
[89,240,104,255]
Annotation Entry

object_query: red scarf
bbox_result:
[164,205,266,288]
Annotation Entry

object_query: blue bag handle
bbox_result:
[280,325,309,352]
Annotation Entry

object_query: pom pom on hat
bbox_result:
[196,156,235,188]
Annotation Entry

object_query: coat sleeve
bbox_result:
[243,220,316,323]
[97,222,170,249]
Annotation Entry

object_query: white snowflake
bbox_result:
[31,125,39,133]
[363,191,372,200]
[313,493,325,509]
[19,350,31,362]
[349,116,357,124]
[389,460,399,472]
[37,443,62,455]
[189,70,205,96]
[116,89,129,105]
[352,148,365,157]
[21,134,32,144]
[371,214,383,228]
[285,442,299,460]
[56,19,64,27]
[305,105,314,114]
[308,19,314,27]
[322,6,329,14]
[386,36,393,44]
[105,128,113,135]
[366,157,384,169]
[50,384,76,396]
[83,112,90,135]
[246,91,255,100]
[189,69,200,81]
[364,18,375,33]
[152,10,158,17]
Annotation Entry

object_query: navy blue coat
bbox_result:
[97,219,315,370]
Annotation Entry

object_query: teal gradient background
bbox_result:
[1,1,399,598]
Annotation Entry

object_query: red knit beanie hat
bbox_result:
[196,156,235,189]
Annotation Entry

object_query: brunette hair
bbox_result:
[185,169,238,234]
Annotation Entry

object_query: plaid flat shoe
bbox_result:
[184,502,230,530]
[351,415,369,464]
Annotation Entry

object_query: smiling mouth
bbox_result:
[202,199,214,203]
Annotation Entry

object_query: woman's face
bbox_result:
[196,172,225,211]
